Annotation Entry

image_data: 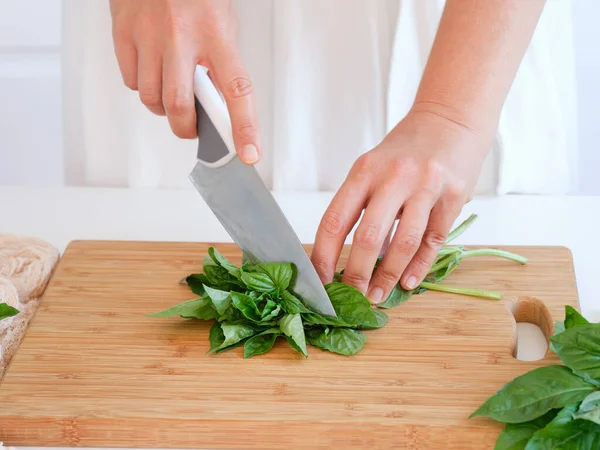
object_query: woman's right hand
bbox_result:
[109,0,261,164]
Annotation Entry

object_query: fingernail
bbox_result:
[368,287,384,304]
[405,276,418,290]
[241,144,259,164]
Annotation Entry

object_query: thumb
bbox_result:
[210,47,261,165]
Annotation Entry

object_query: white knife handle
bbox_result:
[193,65,236,168]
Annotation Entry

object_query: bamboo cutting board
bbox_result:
[0,240,579,449]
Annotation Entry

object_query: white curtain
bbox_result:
[61,0,578,194]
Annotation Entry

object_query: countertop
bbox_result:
[1,186,599,450]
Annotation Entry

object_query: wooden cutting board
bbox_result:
[0,240,578,449]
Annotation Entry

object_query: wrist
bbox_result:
[409,99,497,143]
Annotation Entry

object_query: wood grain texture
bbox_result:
[0,240,579,449]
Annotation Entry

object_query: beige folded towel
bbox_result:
[0,234,60,379]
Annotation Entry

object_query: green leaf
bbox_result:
[550,324,600,387]
[494,410,559,450]
[230,292,263,322]
[470,365,596,423]
[203,285,231,315]
[244,330,280,358]
[208,247,241,278]
[325,282,377,326]
[208,322,226,353]
[260,300,282,322]
[554,320,567,337]
[280,290,312,314]
[307,328,367,356]
[210,323,258,354]
[255,263,294,291]
[574,392,600,425]
[148,296,218,320]
[525,418,600,449]
[377,284,414,309]
[280,313,307,357]
[183,273,210,296]
[240,270,277,293]
[565,305,590,330]
[358,308,389,330]
[0,303,20,320]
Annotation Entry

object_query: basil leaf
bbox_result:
[148,296,218,320]
[208,322,225,353]
[210,323,258,354]
[565,305,590,330]
[358,308,389,330]
[0,303,20,320]
[470,365,596,423]
[574,392,600,425]
[377,284,414,309]
[325,282,377,326]
[204,265,244,290]
[183,273,210,296]
[244,331,279,358]
[208,247,241,278]
[280,291,312,314]
[280,313,307,357]
[525,419,600,449]
[554,320,567,337]
[307,328,367,356]
[302,313,351,328]
[240,271,277,293]
[494,409,559,450]
[231,292,263,322]
[203,285,231,315]
[260,300,282,322]
[255,263,294,291]
[550,324,600,387]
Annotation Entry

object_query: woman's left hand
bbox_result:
[310,107,492,304]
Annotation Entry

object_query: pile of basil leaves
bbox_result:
[470,305,600,449]
[149,247,388,358]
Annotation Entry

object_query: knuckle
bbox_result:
[343,271,370,288]
[423,230,447,249]
[163,90,190,116]
[351,153,378,180]
[233,121,255,140]
[411,254,433,273]
[375,265,400,285]
[354,225,380,251]
[139,87,163,108]
[224,76,253,99]
[444,182,467,203]
[391,230,421,256]
[123,75,138,91]
[319,210,345,237]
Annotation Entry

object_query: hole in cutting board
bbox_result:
[506,296,552,361]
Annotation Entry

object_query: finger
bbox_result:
[342,187,403,295]
[311,181,369,285]
[137,47,166,116]
[401,197,462,290]
[367,195,435,303]
[162,44,197,139]
[113,35,138,91]
[210,44,261,165]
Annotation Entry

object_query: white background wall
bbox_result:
[0,0,598,193]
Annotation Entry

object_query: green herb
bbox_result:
[150,214,527,358]
[472,306,600,449]
[150,247,387,357]
[0,303,20,321]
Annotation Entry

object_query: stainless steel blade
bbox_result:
[189,158,337,317]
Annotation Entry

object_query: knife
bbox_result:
[189,65,337,317]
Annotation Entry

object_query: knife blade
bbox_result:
[190,65,337,317]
